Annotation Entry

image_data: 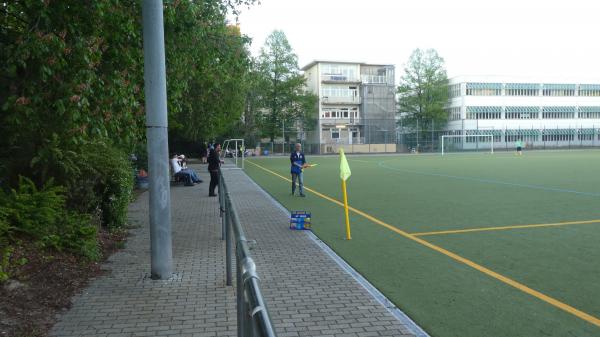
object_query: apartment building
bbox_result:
[301,61,396,152]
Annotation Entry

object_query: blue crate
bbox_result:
[290,211,311,230]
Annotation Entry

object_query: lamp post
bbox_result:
[142,0,173,280]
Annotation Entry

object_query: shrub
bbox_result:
[70,142,134,229]
[0,177,99,260]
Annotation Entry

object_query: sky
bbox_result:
[232,0,600,82]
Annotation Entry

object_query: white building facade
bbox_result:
[302,61,396,153]
[446,76,600,148]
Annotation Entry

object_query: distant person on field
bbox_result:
[208,143,223,197]
[290,143,306,197]
[170,154,202,186]
[515,139,523,155]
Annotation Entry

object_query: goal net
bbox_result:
[441,135,494,155]
[222,139,245,169]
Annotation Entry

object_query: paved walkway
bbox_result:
[50,164,422,337]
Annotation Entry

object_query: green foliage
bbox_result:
[0,247,12,283]
[0,0,257,267]
[1,1,146,186]
[67,142,134,229]
[164,1,255,142]
[0,177,99,260]
[397,48,449,131]
[253,30,317,142]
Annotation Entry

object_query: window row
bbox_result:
[322,127,360,140]
[449,107,461,121]
[448,84,461,98]
[460,106,600,120]
[505,88,539,96]
[462,83,600,96]
[542,89,576,97]
[321,64,357,82]
[466,88,501,96]
[321,107,359,119]
[447,130,600,142]
[580,90,600,97]
[321,86,358,97]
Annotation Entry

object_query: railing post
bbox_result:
[236,250,245,336]
[219,174,225,240]
[225,194,233,286]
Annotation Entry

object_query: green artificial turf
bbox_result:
[244,150,600,337]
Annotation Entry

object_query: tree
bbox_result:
[255,30,316,142]
[164,2,254,143]
[397,48,448,131]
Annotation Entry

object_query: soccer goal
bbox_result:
[222,138,245,169]
[441,135,494,155]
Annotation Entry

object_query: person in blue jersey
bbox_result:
[290,143,307,197]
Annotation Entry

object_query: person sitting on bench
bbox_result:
[170,154,202,186]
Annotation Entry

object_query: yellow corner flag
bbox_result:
[339,149,352,240]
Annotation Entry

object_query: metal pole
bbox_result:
[142,0,173,280]
[236,252,244,337]
[219,175,225,240]
[431,119,434,152]
[225,193,233,286]
[416,118,419,153]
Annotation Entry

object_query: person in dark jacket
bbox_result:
[290,143,306,197]
[208,143,223,196]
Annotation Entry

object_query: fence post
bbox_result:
[236,250,244,336]
[225,194,233,286]
[219,175,225,240]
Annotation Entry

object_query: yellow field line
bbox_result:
[245,159,600,328]
[412,219,600,237]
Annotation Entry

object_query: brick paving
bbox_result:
[50,163,423,337]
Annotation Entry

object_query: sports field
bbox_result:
[244,150,600,337]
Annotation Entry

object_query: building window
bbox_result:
[321,107,359,119]
[331,129,340,139]
[505,106,539,119]
[579,106,600,119]
[579,84,600,96]
[505,130,539,142]
[542,84,576,96]
[322,85,358,98]
[321,64,358,82]
[448,84,461,98]
[465,83,501,96]
[466,106,502,119]
[446,107,461,121]
[542,130,575,141]
[505,83,539,96]
[465,130,502,142]
[578,129,595,141]
[541,106,576,119]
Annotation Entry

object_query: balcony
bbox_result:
[361,75,391,84]
[321,74,361,83]
[321,95,361,104]
[321,118,361,126]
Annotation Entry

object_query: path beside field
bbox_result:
[50,163,422,337]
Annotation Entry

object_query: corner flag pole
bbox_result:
[342,179,351,240]
[339,149,352,240]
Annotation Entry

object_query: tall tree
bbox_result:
[256,30,316,142]
[164,2,254,142]
[397,48,449,131]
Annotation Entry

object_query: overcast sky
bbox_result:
[232,0,600,82]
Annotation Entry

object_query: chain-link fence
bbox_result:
[398,127,600,153]
[252,119,398,155]
[244,122,600,156]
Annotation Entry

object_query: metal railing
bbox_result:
[218,169,277,337]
